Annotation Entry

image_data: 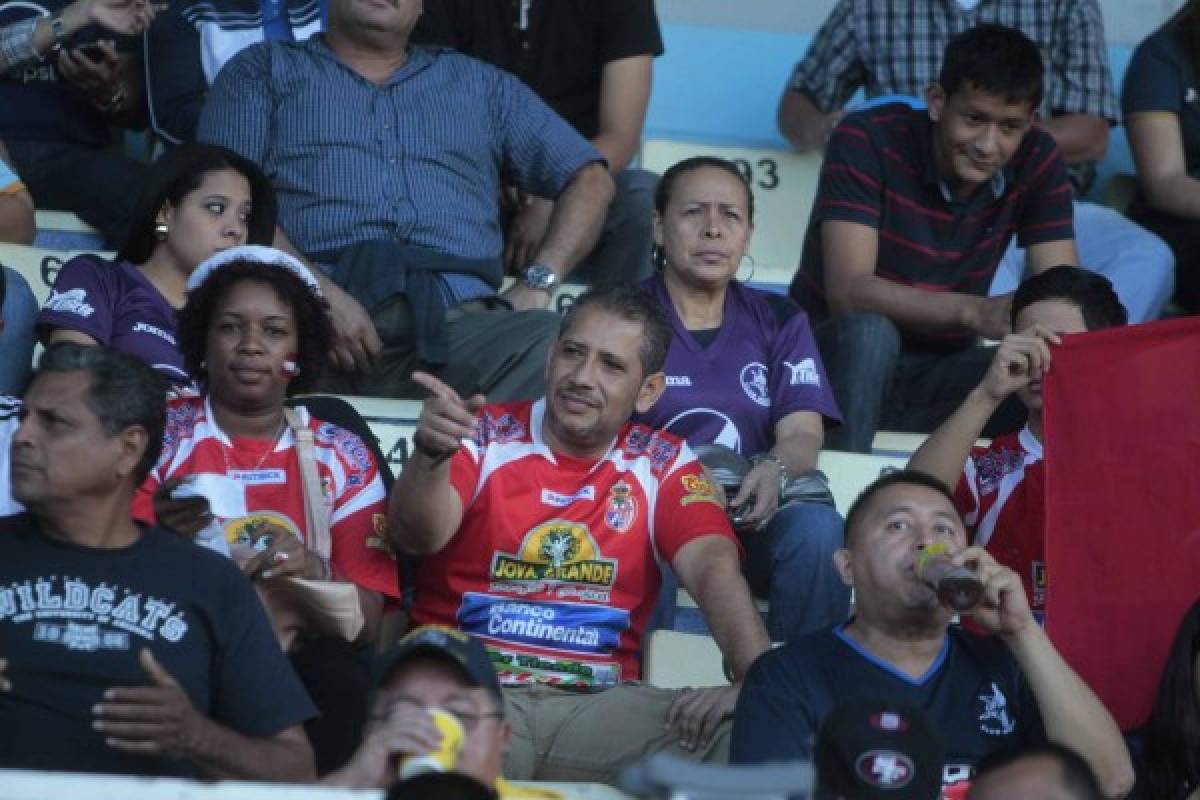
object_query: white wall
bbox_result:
[657,0,1186,46]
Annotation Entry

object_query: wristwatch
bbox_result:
[521,263,558,293]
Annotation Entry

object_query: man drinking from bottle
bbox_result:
[729,470,1132,798]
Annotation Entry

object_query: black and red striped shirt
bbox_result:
[791,103,1073,348]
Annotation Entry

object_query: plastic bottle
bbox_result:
[916,543,983,612]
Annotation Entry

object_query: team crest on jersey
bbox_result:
[160,400,202,463]
[855,750,914,788]
[604,482,637,533]
[623,426,680,472]
[977,682,1016,736]
[475,411,526,447]
[367,513,395,555]
[319,423,373,478]
[973,446,1025,495]
[490,521,616,588]
[739,362,770,407]
[680,473,721,508]
[224,511,303,555]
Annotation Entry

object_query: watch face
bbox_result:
[524,265,557,290]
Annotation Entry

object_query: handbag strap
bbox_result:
[282,407,332,561]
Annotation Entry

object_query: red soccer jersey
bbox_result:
[954,427,1045,617]
[133,396,398,598]
[408,399,737,688]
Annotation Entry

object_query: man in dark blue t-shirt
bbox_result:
[0,343,316,780]
[730,469,1133,798]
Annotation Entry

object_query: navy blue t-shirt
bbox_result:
[0,514,316,776]
[731,624,1045,786]
[0,0,134,146]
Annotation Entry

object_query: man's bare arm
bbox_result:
[822,220,1013,340]
[1040,114,1110,165]
[778,90,843,154]
[531,163,614,279]
[95,650,315,782]
[672,535,769,679]
[1025,239,1078,274]
[593,55,654,174]
[386,372,477,556]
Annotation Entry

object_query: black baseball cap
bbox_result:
[376,625,503,704]
[814,697,945,800]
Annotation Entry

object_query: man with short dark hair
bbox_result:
[969,744,1104,800]
[389,284,770,783]
[730,469,1133,798]
[793,24,1076,453]
[909,267,1127,622]
[0,343,317,780]
[780,0,1172,326]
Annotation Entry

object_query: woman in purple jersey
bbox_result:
[637,156,848,643]
[36,143,276,383]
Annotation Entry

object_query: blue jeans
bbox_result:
[568,168,657,286]
[646,502,850,644]
[0,266,37,394]
[814,312,1026,453]
[743,501,851,642]
[991,200,1174,323]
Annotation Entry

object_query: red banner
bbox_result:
[1043,316,1200,729]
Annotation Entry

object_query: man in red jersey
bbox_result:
[388,284,770,784]
[908,266,1127,624]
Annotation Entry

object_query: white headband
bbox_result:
[186,245,323,297]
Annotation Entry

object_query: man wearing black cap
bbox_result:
[326,624,559,800]
[730,470,1133,798]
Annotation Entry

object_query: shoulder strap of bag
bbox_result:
[282,407,332,561]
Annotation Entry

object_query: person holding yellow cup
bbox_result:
[325,625,562,800]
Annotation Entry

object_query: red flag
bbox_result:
[1043,316,1200,729]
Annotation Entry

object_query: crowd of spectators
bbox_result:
[0,0,1197,797]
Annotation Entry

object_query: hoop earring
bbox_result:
[154,222,169,241]
[735,254,756,283]
[652,244,666,272]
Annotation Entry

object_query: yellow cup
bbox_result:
[398,709,465,779]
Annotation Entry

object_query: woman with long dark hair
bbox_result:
[35,143,276,383]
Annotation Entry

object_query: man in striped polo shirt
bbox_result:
[792,24,1078,453]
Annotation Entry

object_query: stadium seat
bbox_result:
[32,210,105,252]
[643,629,730,689]
[0,242,99,303]
[816,450,909,512]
